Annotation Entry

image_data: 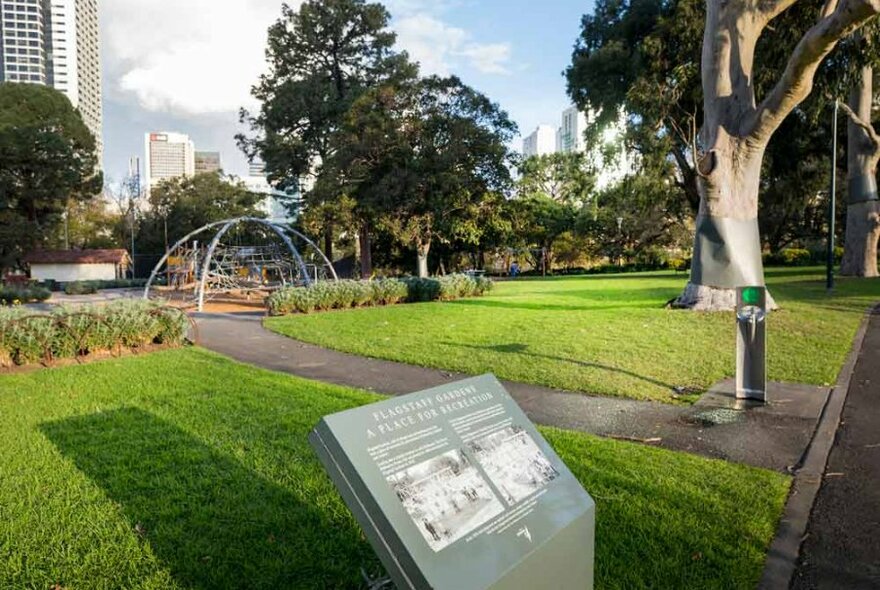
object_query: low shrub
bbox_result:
[369,279,408,305]
[62,279,147,295]
[266,274,491,316]
[763,248,812,267]
[474,276,494,295]
[0,300,189,367]
[402,277,441,302]
[64,281,99,295]
[0,286,51,305]
[668,257,691,272]
[267,287,318,315]
[438,274,477,300]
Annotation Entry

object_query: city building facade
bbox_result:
[195,151,222,175]
[557,106,588,154]
[242,175,297,225]
[522,125,557,159]
[144,132,195,191]
[248,158,267,177]
[521,105,633,190]
[0,0,103,161]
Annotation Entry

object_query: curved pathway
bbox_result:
[194,311,830,473]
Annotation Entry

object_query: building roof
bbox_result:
[24,249,130,265]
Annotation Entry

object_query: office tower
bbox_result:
[249,158,267,177]
[195,151,222,175]
[557,106,588,154]
[522,125,557,158]
[144,132,195,191]
[0,0,103,162]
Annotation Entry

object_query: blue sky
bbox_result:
[99,0,591,184]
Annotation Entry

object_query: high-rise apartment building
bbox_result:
[0,1,49,84]
[248,158,267,177]
[243,175,296,224]
[522,125,557,159]
[557,106,588,154]
[0,0,103,162]
[195,151,222,175]
[145,132,195,191]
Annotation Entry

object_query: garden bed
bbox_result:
[0,300,190,369]
[267,274,493,316]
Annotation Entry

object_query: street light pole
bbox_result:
[827,100,838,291]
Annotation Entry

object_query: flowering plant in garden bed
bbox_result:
[266,275,493,316]
[0,286,51,305]
[0,300,190,368]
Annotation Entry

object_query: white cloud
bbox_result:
[101,0,291,115]
[390,9,512,76]
[100,0,511,116]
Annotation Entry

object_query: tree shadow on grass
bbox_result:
[446,297,667,313]
[441,341,685,395]
[41,407,374,589]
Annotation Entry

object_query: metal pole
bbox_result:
[827,100,838,291]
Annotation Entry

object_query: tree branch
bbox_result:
[759,0,803,22]
[839,101,880,148]
[747,0,880,143]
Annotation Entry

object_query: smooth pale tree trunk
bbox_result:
[840,66,880,277]
[417,240,431,278]
[359,223,372,279]
[672,0,880,310]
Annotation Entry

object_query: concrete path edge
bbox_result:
[758,305,877,590]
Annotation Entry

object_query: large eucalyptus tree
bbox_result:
[675,0,880,309]
[839,64,880,277]
[570,0,880,309]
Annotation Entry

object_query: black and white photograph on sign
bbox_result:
[467,425,560,505]
[386,449,505,552]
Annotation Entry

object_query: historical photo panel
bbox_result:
[467,425,560,505]
[387,449,505,552]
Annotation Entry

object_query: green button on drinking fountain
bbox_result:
[742,286,763,307]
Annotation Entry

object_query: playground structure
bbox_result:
[144,217,337,311]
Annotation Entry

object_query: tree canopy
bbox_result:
[332,75,517,276]
[135,173,266,258]
[0,83,102,271]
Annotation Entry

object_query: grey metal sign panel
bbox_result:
[310,374,595,590]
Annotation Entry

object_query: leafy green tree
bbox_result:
[135,174,265,257]
[568,0,880,309]
[578,172,691,265]
[509,195,576,275]
[518,152,596,208]
[0,83,102,272]
[238,0,414,264]
[334,76,516,277]
[60,196,123,250]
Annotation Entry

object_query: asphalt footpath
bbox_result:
[193,312,831,474]
[791,309,880,590]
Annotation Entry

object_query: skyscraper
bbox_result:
[522,125,557,158]
[557,106,588,154]
[0,0,103,162]
[0,1,50,84]
[144,132,195,191]
[195,151,222,175]
[248,157,267,177]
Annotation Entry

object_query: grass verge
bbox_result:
[0,348,788,589]
[265,268,880,403]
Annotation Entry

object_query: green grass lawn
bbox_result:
[0,348,788,589]
[266,268,880,403]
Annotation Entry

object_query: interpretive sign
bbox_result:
[310,374,595,590]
